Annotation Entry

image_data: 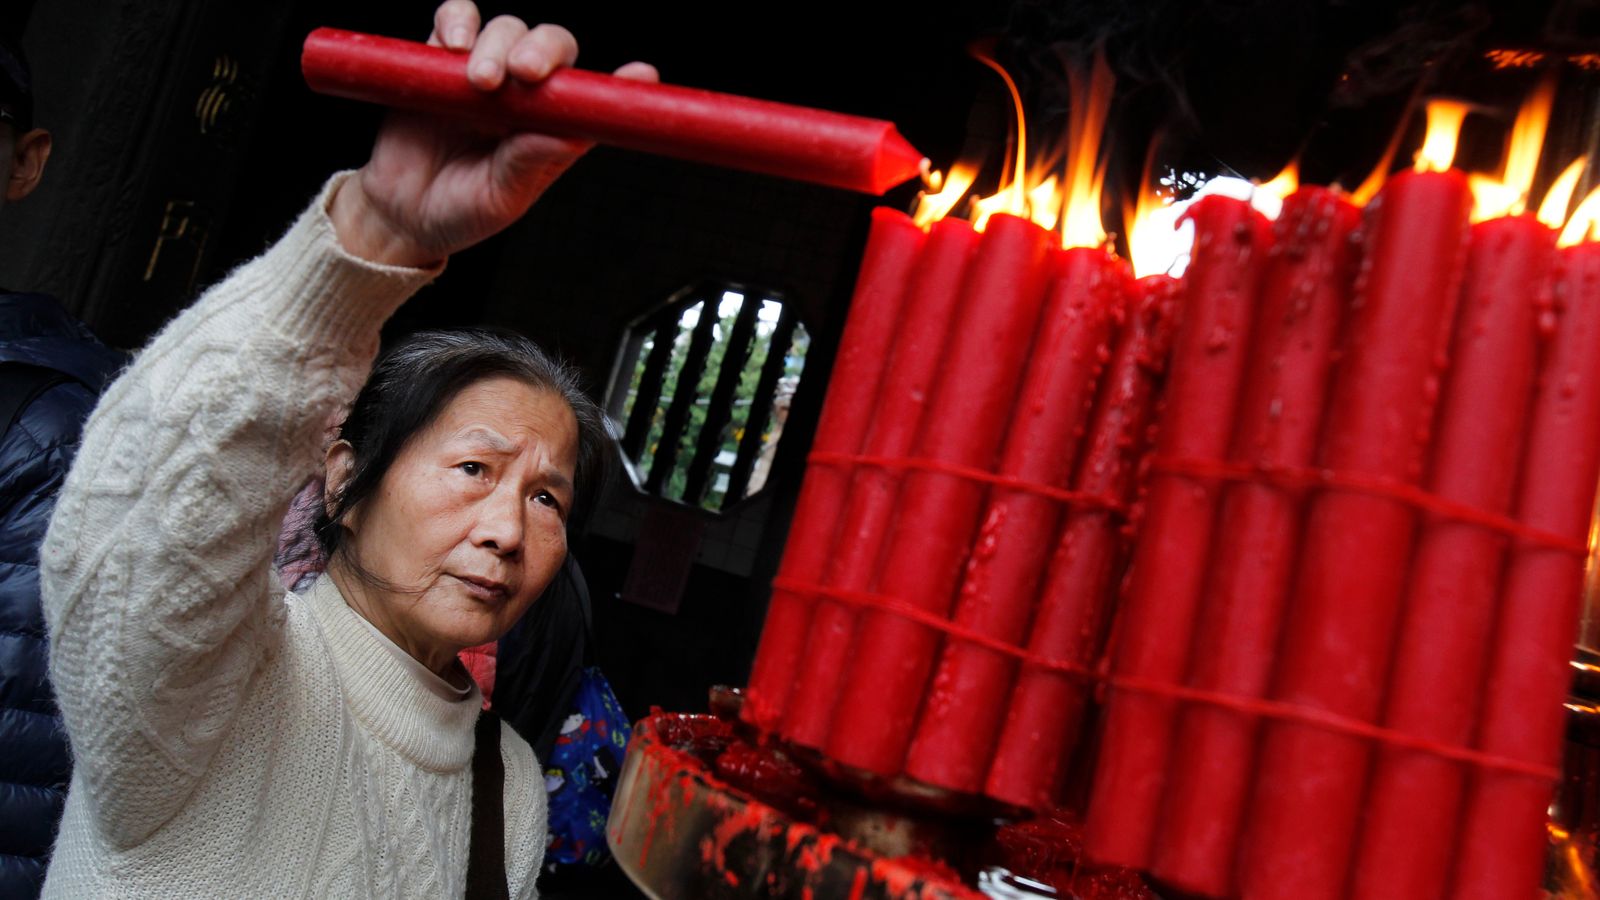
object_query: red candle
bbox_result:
[1084,196,1273,869]
[1150,187,1360,896]
[302,28,926,195]
[824,214,1056,776]
[983,272,1182,811]
[1240,169,1472,900]
[779,218,980,750]
[1348,214,1552,900]
[902,246,1128,794]
[743,208,925,731]
[1450,240,1600,900]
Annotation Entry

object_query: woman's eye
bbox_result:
[458,461,485,477]
[534,490,561,510]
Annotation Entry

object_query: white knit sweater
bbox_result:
[38,174,547,898]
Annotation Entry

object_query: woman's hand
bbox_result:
[329,0,658,267]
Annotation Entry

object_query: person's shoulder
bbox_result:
[498,714,539,769]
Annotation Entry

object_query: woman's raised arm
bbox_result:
[37,3,655,848]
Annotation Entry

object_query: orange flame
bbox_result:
[1251,162,1300,220]
[1125,152,1189,279]
[1058,53,1114,249]
[1560,185,1600,247]
[1486,49,1546,69]
[1416,99,1472,173]
[912,162,979,228]
[1468,76,1557,221]
[970,45,1030,230]
[962,51,1115,245]
[1538,157,1588,229]
[1028,176,1062,231]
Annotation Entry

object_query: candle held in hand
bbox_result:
[302,28,927,195]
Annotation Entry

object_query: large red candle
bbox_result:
[983,272,1182,811]
[1084,196,1273,868]
[1450,241,1600,900]
[824,214,1055,776]
[901,246,1127,794]
[779,218,980,750]
[1348,214,1552,900]
[1240,168,1472,900]
[302,28,926,195]
[1150,187,1360,897]
[743,209,925,731]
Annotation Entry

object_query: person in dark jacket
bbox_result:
[0,32,124,900]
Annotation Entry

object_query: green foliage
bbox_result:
[620,294,809,510]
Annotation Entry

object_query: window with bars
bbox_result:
[607,281,811,512]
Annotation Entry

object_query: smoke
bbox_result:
[972,0,1498,191]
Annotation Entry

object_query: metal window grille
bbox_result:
[607,281,809,512]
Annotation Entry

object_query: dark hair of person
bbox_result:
[0,30,33,133]
[314,328,610,565]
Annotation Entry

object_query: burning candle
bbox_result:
[743,208,925,731]
[901,246,1128,795]
[1450,239,1600,900]
[1348,213,1552,900]
[1084,196,1273,869]
[983,272,1182,811]
[302,28,926,194]
[824,213,1056,777]
[779,218,980,750]
[1239,167,1472,900]
[1150,186,1361,897]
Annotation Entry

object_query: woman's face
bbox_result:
[328,376,579,672]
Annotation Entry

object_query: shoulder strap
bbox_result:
[467,711,509,900]
[0,362,73,439]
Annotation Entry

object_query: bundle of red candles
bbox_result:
[742,194,1185,821]
[1083,105,1600,899]
[745,91,1600,898]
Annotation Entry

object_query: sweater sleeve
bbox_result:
[38,173,441,849]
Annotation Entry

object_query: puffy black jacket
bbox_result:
[0,292,123,899]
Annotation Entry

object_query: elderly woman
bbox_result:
[36,4,654,897]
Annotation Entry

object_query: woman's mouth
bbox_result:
[453,574,511,602]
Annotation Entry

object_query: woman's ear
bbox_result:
[6,128,51,202]
[323,440,356,520]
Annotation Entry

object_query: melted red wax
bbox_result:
[636,711,1145,899]
[994,814,1157,900]
[713,741,821,823]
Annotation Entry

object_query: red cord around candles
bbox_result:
[778,444,1577,785]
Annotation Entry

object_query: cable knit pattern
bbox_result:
[36,173,546,898]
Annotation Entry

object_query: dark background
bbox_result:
[2,0,1596,768]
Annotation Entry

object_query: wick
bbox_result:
[918,159,939,193]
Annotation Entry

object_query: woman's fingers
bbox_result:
[429,0,481,50]
[466,15,532,89]
[612,61,660,83]
[507,24,579,82]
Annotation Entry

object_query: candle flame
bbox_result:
[1250,162,1300,220]
[912,162,979,228]
[961,50,1114,245]
[1352,91,1421,205]
[1468,76,1557,222]
[1057,53,1114,249]
[971,44,1030,232]
[972,187,1019,231]
[1559,185,1600,247]
[1486,48,1546,70]
[1028,176,1062,232]
[1125,151,1190,279]
[1415,99,1472,173]
[1538,157,1588,230]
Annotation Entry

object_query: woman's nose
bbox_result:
[470,484,524,555]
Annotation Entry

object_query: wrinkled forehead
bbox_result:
[430,378,580,467]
